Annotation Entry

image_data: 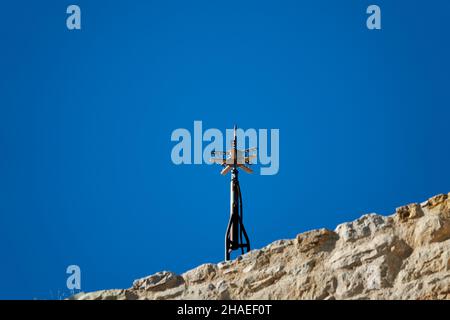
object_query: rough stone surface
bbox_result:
[71,192,450,300]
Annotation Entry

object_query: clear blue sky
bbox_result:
[0,1,449,299]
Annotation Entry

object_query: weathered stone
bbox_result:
[423,194,450,218]
[396,203,424,222]
[132,271,184,292]
[296,228,338,253]
[70,290,126,300]
[216,280,231,299]
[413,215,450,246]
[267,239,292,254]
[183,263,217,284]
[335,214,390,242]
[396,240,450,284]
[71,192,450,300]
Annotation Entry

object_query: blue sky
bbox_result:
[0,1,449,299]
